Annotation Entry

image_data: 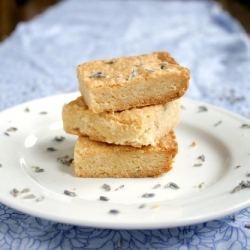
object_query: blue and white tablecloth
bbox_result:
[0,0,250,249]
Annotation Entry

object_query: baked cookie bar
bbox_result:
[77,51,189,113]
[62,96,180,147]
[73,131,178,178]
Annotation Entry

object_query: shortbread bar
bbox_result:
[77,51,189,113]
[62,96,180,147]
[73,131,178,178]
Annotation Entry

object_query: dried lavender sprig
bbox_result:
[231,180,250,193]
[128,69,137,81]
[100,196,109,201]
[106,59,114,64]
[20,188,30,193]
[194,163,203,167]
[117,238,123,248]
[109,209,119,214]
[47,147,57,152]
[139,203,147,209]
[242,180,250,187]
[165,182,180,189]
[142,193,155,198]
[57,155,73,166]
[231,185,242,193]
[159,62,168,69]
[153,184,161,189]
[214,120,222,127]
[23,194,36,199]
[115,185,124,191]
[11,188,19,197]
[34,166,44,173]
[7,127,17,132]
[36,196,44,202]
[91,71,106,78]
[198,182,205,188]
[102,184,111,191]
[198,155,205,162]
[198,106,208,112]
[54,136,65,142]
[64,190,77,197]
[241,124,250,129]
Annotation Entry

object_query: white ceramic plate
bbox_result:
[0,92,250,230]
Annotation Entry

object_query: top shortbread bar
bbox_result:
[77,51,190,113]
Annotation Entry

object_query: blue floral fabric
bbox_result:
[1,204,250,249]
[0,0,250,249]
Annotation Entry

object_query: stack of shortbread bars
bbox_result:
[62,52,190,178]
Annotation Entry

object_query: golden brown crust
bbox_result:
[154,51,179,65]
[73,131,178,178]
[77,51,190,113]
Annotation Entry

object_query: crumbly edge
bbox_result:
[62,96,180,147]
